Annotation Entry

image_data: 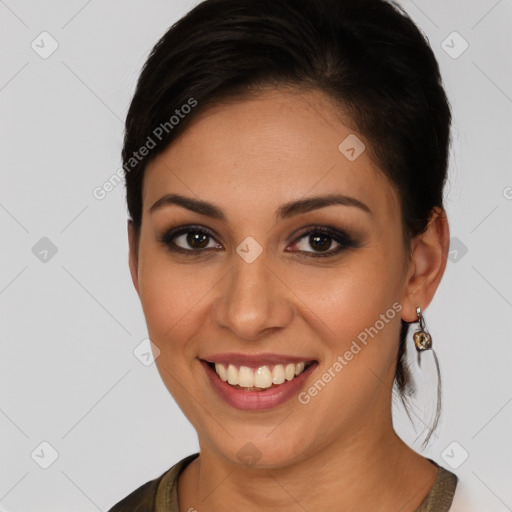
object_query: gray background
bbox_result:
[1,0,511,510]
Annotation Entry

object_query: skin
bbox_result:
[127,87,450,511]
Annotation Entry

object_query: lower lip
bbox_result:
[201,360,318,411]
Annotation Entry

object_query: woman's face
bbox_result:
[129,87,416,467]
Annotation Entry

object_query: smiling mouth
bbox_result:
[204,360,316,391]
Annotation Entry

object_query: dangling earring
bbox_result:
[413,306,432,353]
[412,306,442,447]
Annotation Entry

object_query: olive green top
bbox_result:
[108,453,458,511]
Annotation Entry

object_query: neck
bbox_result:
[178,421,437,511]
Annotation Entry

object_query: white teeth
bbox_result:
[238,366,254,387]
[295,362,305,376]
[212,361,310,389]
[227,364,238,385]
[254,366,273,389]
[215,363,228,382]
[272,364,285,385]
[285,363,295,380]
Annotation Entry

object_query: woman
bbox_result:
[109,0,463,509]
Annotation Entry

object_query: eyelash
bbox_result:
[158,224,357,258]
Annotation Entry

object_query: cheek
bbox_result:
[281,250,405,405]
[136,258,212,406]
[136,249,209,352]
[288,256,404,436]
[288,251,403,339]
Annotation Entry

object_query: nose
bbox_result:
[211,253,294,341]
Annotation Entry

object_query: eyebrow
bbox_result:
[148,192,372,220]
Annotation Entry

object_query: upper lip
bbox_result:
[201,352,317,366]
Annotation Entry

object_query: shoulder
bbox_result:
[415,460,458,512]
[107,453,200,512]
[424,462,486,512]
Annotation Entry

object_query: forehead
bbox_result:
[143,87,399,221]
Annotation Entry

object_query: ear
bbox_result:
[401,207,450,322]
[127,220,140,296]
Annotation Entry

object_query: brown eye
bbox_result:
[307,233,334,252]
[288,226,356,257]
[159,226,222,253]
[184,231,210,249]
